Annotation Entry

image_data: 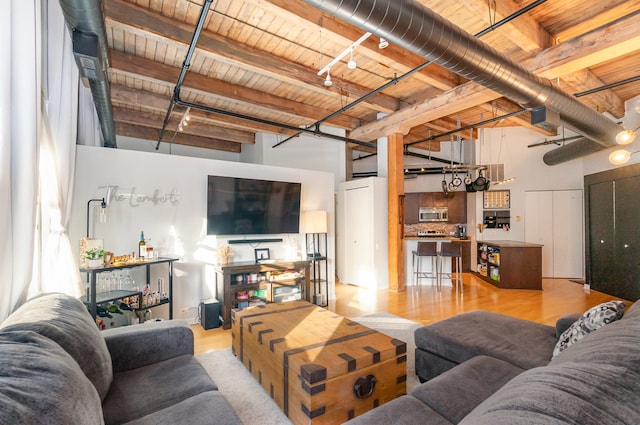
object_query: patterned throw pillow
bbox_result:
[552,300,626,358]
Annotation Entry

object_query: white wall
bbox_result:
[251,126,348,191]
[473,126,585,242]
[71,145,335,322]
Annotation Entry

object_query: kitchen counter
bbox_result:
[476,240,543,248]
[476,240,542,290]
[405,236,472,242]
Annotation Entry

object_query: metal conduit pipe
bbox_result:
[59,0,116,148]
[303,0,625,164]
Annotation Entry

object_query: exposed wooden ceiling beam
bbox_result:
[109,50,361,130]
[110,84,298,136]
[105,0,400,114]
[464,0,626,119]
[262,0,462,91]
[114,122,242,153]
[351,13,639,141]
[462,0,551,53]
[112,106,256,144]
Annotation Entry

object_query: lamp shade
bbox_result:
[301,210,328,233]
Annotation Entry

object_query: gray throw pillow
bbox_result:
[0,293,113,400]
[552,300,625,358]
[0,331,104,425]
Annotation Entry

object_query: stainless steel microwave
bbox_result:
[419,207,449,222]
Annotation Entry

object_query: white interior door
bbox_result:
[525,191,555,277]
[525,190,584,278]
[344,186,371,287]
[552,190,584,278]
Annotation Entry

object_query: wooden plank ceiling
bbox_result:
[104,0,640,157]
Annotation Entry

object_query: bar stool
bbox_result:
[412,242,439,289]
[439,242,463,292]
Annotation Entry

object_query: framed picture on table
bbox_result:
[255,248,270,263]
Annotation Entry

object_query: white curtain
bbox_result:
[40,0,82,297]
[0,0,42,321]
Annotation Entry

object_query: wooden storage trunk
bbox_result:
[231,300,407,425]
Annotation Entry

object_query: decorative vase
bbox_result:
[87,258,103,268]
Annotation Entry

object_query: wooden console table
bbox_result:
[215,260,311,329]
[475,240,543,290]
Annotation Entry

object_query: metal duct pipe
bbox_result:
[59,0,116,148]
[304,0,623,163]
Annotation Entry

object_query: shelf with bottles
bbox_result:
[487,247,501,266]
[82,257,177,323]
[478,244,488,263]
[488,264,500,282]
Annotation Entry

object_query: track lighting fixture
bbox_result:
[324,71,332,87]
[317,32,371,84]
[378,37,389,49]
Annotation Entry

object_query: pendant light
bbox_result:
[615,126,638,145]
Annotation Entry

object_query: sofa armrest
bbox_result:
[555,313,581,338]
[102,320,194,373]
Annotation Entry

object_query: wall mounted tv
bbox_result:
[207,175,301,235]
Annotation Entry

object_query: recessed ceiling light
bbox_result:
[379,37,389,49]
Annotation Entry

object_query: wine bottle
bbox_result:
[138,231,146,259]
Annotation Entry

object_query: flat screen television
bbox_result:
[207,175,301,235]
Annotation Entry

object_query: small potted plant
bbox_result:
[85,248,105,268]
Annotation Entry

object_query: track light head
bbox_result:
[324,72,332,87]
[378,37,389,49]
[347,49,357,69]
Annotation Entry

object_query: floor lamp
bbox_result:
[301,210,328,305]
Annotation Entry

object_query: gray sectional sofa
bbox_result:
[0,293,241,425]
[346,300,640,424]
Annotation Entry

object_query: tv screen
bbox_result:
[207,175,301,235]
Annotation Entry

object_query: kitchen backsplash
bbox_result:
[404,223,466,237]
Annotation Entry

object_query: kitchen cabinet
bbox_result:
[585,164,640,301]
[404,191,467,224]
[446,192,467,223]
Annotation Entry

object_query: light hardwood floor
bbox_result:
[191,273,626,356]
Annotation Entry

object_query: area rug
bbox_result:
[196,312,420,425]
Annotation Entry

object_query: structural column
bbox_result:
[387,133,405,291]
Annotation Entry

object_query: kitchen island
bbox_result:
[476,240,543,290]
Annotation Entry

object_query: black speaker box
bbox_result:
[200,298,221,330]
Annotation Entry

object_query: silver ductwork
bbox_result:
[59,0,116,148]
[304,0,623,164]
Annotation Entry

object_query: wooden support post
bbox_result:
[387,133,405,291]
